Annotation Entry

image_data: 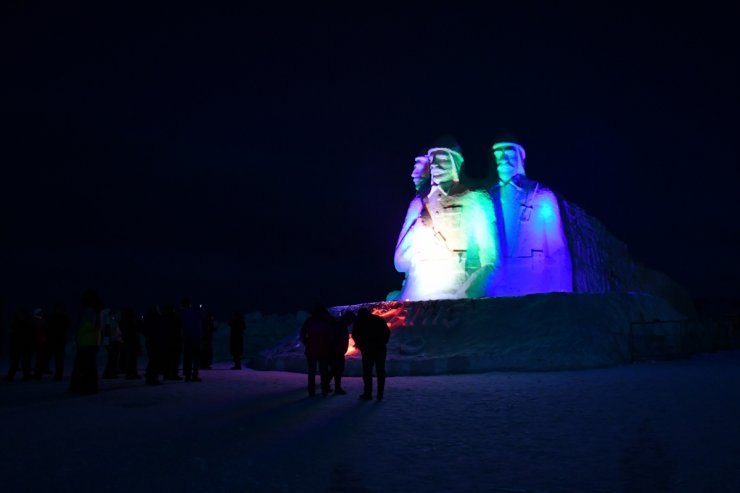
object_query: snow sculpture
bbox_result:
[386,155,431,301]
[390,147,498,301]
[486,139,573,295]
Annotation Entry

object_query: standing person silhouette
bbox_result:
[228,311,245,370]
[161,303,183,380]
[352,308,390,401]
[328,310,354,395]
[180,298,204,382]
[142,306,165,385]
[201,311,216,370]
[4,309,33,382]
[119,306,141,380]
[46,303,69,381]
[69,289,103,394]
[299,305,333,397]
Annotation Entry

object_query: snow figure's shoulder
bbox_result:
[403,196,424,217]
[408,195,424,209]
[519,176,558,199]
[461,187,494,204]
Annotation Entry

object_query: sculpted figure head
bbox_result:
[492,140,526,183]
[411,155,431,194]
[427,147,463,188]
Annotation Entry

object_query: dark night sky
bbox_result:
[1,3,737,317]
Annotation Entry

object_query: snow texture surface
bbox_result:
[256,292,690,375]
[1,352,739,492]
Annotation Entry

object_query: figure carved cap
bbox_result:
[427,147,464,167]
[492,139,526,160]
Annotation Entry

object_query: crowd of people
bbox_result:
[4,304,69,382]
[4,291,393,401]
[3,289,243,394]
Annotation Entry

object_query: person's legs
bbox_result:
[191,342,201,381]
[21,343,32,380]
[103,345,116,378]
[182,340,193,381]
[333,356,346,394]
[79,346,98,394]
[375,349,386,400]
[34,343,51,378]
[5,345,20,381]
[69,347,82,391]
[52,342,65,380]
[231,351,242,369]
[360,354,374,398]
[202,335,213,369]
[146,341,161,384]
[319,358,331,396]
[123,340,140,378]
[306,357,317,396]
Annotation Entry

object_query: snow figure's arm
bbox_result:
[529,189,573,292]
[394,198,427,273]
[395,198,424,250]
[471,190,498,268]
[459,191,499,298]
[534,191,568,257]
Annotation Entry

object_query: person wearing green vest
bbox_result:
[69,289,103,394]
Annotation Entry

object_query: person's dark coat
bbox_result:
[229,313,245,357]
[46,305,69,352]
[352,309,390,354]
[180,306,204,342]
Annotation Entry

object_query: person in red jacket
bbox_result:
[300,305,333,397]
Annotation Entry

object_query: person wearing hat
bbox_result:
[392,143,498,300]
[487,138,573,295]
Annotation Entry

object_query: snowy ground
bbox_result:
[1,351,739,493]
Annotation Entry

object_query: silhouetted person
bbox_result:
[300,305,333,397]
[4,309,34,382]
[69,289,103,394]
[46,303,70,381]
[328,311,355,395]
[119,306,141,379]
[31,308,50,379]
[102,308,123,379]
[228,311,245,370]
[201,312,216,370]
[180,298,204,382]
[142,306,165,385]
[352,308,391,401]
[162,304,183,380]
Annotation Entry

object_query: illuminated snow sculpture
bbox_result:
[386,155,432,301]
[391,147,498,301]
[486,139,573,296]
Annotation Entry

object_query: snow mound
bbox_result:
[254,292,689,375]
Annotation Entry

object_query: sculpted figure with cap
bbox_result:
[386,154,431,301]
[390,143,498,301]
[486,137,572,295]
